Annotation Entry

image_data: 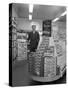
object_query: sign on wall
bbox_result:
[43,20,51,37]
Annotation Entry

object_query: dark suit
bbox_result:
[28,31,40,52]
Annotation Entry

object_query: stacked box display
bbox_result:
[33,37,49,76]
[29,36,49,76]
[29,36,57,78]
[28,52,35,74]
[44,56,56,77]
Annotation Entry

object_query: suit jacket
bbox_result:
[27,31,40,51]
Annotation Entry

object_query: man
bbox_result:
[27,25,40,52]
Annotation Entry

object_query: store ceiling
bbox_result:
[12,3,66,21]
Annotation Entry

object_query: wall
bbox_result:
[16,18,42,32]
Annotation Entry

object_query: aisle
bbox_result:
[12,60,66,86]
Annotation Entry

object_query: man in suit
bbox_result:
[27,25,40,52]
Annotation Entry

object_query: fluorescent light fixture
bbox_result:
[61,11,67,16]
[52,11,66,22]
[52,17,59,22]
[29,14,32,20]
[29,4,33,13]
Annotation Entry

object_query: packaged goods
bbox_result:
[12,28,16,33]
[12,47,17,60]
[44,46,54,56]
[12,40,17,47]
[12,33,17,41]
[17,41,27,60]
[44,56,56,77]
[55,44,63,57]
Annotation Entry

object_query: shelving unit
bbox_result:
[9,17,28,63]
[17,39,27,61]
[9,17,17,62]
[16,29,28,61]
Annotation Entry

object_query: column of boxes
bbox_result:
[30,36,49,76]
[28,52,35,73]
[34,55,41,76]
[44,56,56,78]
[29,36,56,78]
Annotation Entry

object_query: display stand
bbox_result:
[30,65,66,82]
[29,53,65,82]
[31,74,61,82]
[28,44,66,82]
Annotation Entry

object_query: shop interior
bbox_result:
[10,3,66,86]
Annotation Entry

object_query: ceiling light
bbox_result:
[52,17,59,22]
[61,11,67,16]
[52,10,67,22]
[29,4,33,13]
[29,14,32,20]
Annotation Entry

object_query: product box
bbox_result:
[44,56,56,77]
[44,46,54,56]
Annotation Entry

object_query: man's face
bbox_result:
[32,25,36,31]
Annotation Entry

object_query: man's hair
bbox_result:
[32,25,36,28]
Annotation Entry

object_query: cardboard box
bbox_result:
[44,56,56,77]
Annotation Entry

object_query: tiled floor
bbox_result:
[12,60,66,87]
